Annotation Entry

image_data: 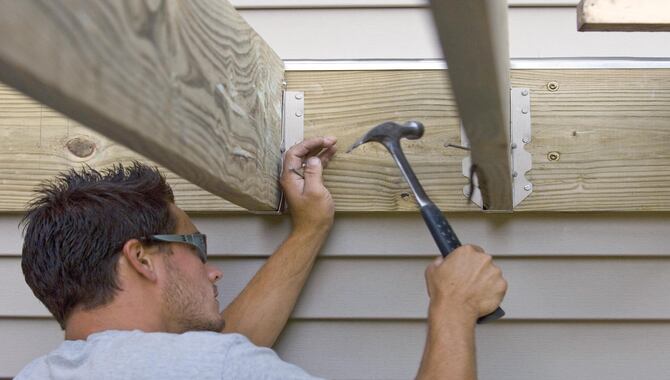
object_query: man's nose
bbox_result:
[207,265,223,283]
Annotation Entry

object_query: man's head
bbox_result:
[21,162,224,333]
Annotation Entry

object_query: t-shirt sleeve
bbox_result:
[220,334,325,380]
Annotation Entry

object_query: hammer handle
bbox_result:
[420,203,505,324]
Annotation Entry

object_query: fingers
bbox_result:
[282,137,337,185]
[424,244,507,318]
[424,257,444,298]
[317,145,337,168]
[469,244,485,253]
[284,136,336,170]
[424,256,444,279]
[282,136,337,189]
[303,156,324,194]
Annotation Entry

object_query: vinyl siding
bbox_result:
[2,214,670,378]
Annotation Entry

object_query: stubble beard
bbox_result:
[162,260,226,333]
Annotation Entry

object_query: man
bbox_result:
[17,136,506,379]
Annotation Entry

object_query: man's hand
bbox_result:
[425,245,507,321]
[417,245,507,380]
[280,136,337,233]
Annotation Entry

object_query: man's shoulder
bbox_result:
[91,329,249,352]
[14,330,254,380]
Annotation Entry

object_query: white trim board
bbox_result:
[232,0,578,8]
[284,58,670,70]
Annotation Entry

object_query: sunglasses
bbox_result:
[142,234,208,263]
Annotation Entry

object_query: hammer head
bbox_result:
[346,121,424,153]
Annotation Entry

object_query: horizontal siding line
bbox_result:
[0,312,51,320]
[291,318,670,323]
[3,316,670,324]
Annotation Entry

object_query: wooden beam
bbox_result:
[578,0,670,31]
[429,0,513,211]
[2,69,670,213]
[0,0,285,211]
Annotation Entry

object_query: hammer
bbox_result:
[347,121,505,324]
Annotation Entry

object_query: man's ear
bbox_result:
[121,239,159,282]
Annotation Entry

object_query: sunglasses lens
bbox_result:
[195,234,207,262]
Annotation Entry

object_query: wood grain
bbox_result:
[0,86,241,212]
[1,69,670,212]
[296,69,670,212]
[429,0,513,210]
[578,0,670,31]
[0,0,284,211]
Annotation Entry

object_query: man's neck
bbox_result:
[65,302,165,340]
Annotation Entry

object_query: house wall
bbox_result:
[2,2,670,379]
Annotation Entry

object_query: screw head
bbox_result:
[295,93,303,100]
[521,107,529,114]
[521,89,529,96]
[522,137,530,144]
[512,171,518,178]
[547,151,560,161]
[547,81,559,92]
[524,184,532,191]
[511,142,517,149]
[295,111,303,117]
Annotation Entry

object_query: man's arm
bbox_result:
[221,136,337,347]
[416,245,508,380]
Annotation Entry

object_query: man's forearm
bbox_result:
[416,306,477,380]
[222,226,330,347]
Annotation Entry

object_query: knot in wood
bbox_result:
[66,137,96,158]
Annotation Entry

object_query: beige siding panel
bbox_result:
[0,319,63,378]
[295,257,670,319]
[5,257,670,319]
[3,213,670,257]
[3,319,670,380]
[0,215,22,255]
[0,258,48,316]
[277,321,670,380]
[240,8,670,59]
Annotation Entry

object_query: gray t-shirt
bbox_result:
[15,330,323,380]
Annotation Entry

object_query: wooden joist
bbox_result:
[0,0,285,211]
[2,69,670,213]
[578,0,670,32]
[429,0,513,211]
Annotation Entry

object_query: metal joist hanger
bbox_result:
[461,88,533,210]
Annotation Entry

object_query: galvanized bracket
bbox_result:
[249,90,304,215]
[461,88,533,210]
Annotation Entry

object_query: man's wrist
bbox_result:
[292,218,333,236]
[428,300,478,328]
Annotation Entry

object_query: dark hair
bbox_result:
[21,162,176,328]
